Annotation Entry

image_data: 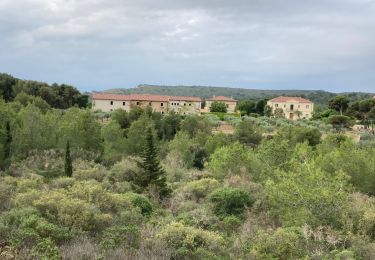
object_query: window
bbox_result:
[184,103,186,106]
[161,103,164,107]
[275,104,279,107]
[161,111,164,114]
[226,104,229,108]
[177,103,179,105]
[189,103,191,106]
[136,101,140,105]
[110,101,113,105]
[110,109,113,111]
[284,104,286,108]
[123,102,126,106]
[306,105,310,109]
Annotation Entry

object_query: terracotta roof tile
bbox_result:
[206,96,236,102]
[92,92,201,102]
[129,94,170,102]
[169,96,202,102]
[92,93,132,101]
[268,96,313,104]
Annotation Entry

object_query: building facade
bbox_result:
[267,96,314,120]
[205,96,237,113]
[92,93,201,114]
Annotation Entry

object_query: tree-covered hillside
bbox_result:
[0,73,88,109]
[106,84,374,106]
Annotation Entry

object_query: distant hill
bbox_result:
[104,84,374,106]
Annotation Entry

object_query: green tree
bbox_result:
[65,141,73,177]
[237,99,256,115]
[125,115,155,155]
[255,99,267,115]
[136,127,170,198]
[4,121,12,160]
[111,109,130,129]
[234,120,262,147]
[210,101,227,113]
[0,73,16,101]
[328,96,349,115]
[181,115,212,137]
[160,112,181,140]
[327,115,353,130]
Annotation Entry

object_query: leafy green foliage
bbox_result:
[210,101,227,113]
[329,95,350,115]
[209,188,254,218]
[234,120,262,147]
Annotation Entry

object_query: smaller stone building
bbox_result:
[205,96,237,113]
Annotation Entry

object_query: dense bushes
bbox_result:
[209,188,254,218]
[2,94,375,259]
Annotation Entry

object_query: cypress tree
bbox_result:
[4,121,12,160]
[65,140,73,177]
[136,127,170,198]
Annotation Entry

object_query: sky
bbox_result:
[0,0,375,93]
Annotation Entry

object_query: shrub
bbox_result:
[206,142,258,179]
[100,225,140,250]
[122,193,153,216]
[32,190,113,232]
[234,120,262,147]
[178,178,220,201]
[209,188,254,218]
[245,227,307,259]
[0,207,74,248]
[157,222,226,258]
[31,238,61,260]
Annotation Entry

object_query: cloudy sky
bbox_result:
[1,0,374,92]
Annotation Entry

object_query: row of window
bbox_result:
[170,102,192,107]
[274,104,310,109]
[109,101,194,107]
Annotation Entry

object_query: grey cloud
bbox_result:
[0,0,374,92]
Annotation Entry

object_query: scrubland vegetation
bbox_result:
[1,74,375,259]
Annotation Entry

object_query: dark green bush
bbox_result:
[209,188,254,218]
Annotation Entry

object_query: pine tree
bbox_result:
[65,140,73,177]
[136,127,171,198]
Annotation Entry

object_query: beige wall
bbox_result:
[92,99,130,112]
[93,98,201,114]
[129,101,169,114]
[267,101,314,120]
[169,100,201,115]
[205,100,237,113]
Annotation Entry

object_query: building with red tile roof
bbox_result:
[92,92,202,114]
[267,96,314,120]
[204,96,237,113]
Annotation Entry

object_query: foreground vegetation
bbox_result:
[1,96,375,259]
[1,74,375,259]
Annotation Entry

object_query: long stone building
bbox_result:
[92,93,202,114]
